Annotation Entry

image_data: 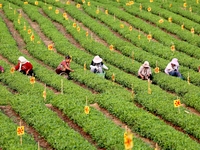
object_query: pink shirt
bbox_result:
[56,60,70,71]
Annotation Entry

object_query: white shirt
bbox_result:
[165,63,178,75]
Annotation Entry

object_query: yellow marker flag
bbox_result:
[154,61,160,73]
[171,44,175,52]
[109,45,114,51]
[191,27,194,34]
[84,62,87,70]
[148,80,151,94]
[10,67,15,74]
[84,106,90,114]
[30,33,34,42]
[30,77,35,84]
[112,73,115,82]
[124,127,133,150]
[86,30,89,37]
[66,1,70,5]
[48,44,53,51]
[73,22,77,28]
[84,97,90,114]
[174,99,181,107]
[187,72,190,85]
[77,26,80,32]
[154,67,159,73]
[17,126,24,136]
[35,1,38,5]
[28,29,32,34]
[43,91,46,99]
[147,33,152,42]
[55,9,59,14]
[139,3,142,11]
[76,3,81,8]
[105,9,108,15]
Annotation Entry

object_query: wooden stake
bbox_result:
[125,125,127,133]
[61,79,63,94]
[43,84,46,101]
[131,84,134,99]
[38,142,40,150]
[19,120,22,145]
[86,96,88,106]
[131,51,134,63]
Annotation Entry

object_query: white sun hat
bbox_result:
[143,61,150,68]
[93,55,102,63]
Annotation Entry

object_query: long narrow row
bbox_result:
[0,111,41,149]
[0,84,43,149]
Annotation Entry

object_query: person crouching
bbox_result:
[138,61,153,80]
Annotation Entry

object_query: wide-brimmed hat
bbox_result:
[171,58,179,66]
[143,61,150,68]
[171,59,179,66]
[93,55,102,63]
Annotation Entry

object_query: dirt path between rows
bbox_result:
[46,104,106,150]
[0,105,53,149]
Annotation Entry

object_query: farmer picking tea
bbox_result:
[56,55,74,79]
[138,61,153,81]
[90,55,108,74]
[15,56,35,76]
[165,58,182,79]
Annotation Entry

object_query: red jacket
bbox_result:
[15,62,33,72]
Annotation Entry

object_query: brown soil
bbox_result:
[46,104,106,150]
[0,105,53,149]
[135,102,200,144]
[90,103,160,150]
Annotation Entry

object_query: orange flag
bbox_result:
[17,126,24,136]
[174,99,181,107]
[84,106,90,114]
[30,77,35,84]
[124,128,133,150]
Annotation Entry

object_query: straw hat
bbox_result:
[171,58,179,66]
[143,61,150,68]
[93,55,102,63]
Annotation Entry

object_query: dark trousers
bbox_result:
[56,69,70,76]
[20,70,35,76]
[138,74,153,80]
